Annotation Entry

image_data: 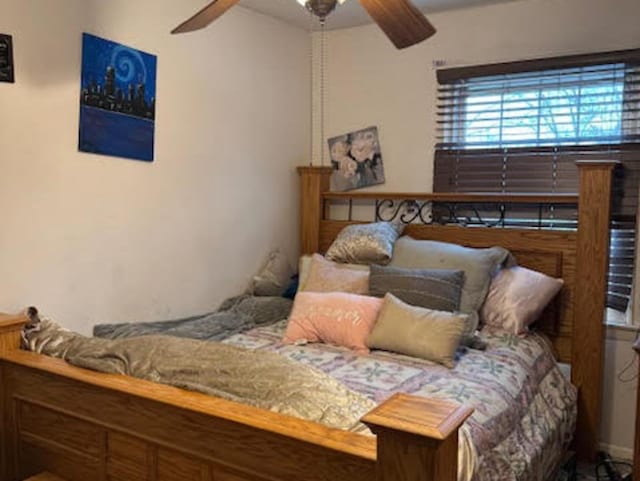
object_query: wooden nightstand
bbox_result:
[634,338,640,481]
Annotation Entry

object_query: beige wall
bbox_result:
[315,0,640,189]
[603,328,638,459]
[316,0,640,457]
[0,0,310,334]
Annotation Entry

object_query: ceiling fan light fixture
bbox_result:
[296,0,348,21]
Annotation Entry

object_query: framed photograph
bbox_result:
[79,33,157,162]
[328,126,385,191]
[0,34,15,83]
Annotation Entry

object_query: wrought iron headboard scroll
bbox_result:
[322,192,580,230]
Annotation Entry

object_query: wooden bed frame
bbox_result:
[0,161,614,481]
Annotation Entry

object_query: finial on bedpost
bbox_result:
[573,160,618,462]
[297,166,332,255]
[0,312,29,354]
[362,393,473,481]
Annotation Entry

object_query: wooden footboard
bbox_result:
[0,316,472,481]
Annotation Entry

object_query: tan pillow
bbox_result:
[367,293,468,368]
[300,254,369,295]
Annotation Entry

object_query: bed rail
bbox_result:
[0,317,472,481]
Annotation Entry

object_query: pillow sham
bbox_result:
[367,294,468,368]
[325,222,404,265]
[368,264,464,312]
[283,291,384,353]
[389,237,511,337]
[300,254,369,295]
[481,266,564,334]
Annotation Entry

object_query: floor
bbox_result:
[574,460,633,480]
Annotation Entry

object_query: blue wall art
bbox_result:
[79,33,157,162]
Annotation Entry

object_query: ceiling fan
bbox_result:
[171,0,437,49]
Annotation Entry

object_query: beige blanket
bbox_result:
[24,319,375,434]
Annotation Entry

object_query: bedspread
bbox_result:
[93,295,293,341]
[223,321,577,481]
[23,319,374,434]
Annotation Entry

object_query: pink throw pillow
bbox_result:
[283,292,383,353]
[301,254,369,295]
[481,266,564,334]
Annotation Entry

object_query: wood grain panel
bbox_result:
[19,441,99,481]
[363,394,472,481]
[0,314,27,354]
[298,166,332,255]
[572,162,615,461]
[25,473,69,481]
[0,314,26,481]
[107,432,153,481]
[213,467,263,481]
[1,361,376,481]
[157,448,210,481]
[19,401,103,458]
[323,191,580,203]
[0,350,375,460]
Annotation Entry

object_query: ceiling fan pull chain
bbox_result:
[308,10,315,166]
[320,18,326,167]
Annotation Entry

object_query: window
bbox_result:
[434,50,640,323]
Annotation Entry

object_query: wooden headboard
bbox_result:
[298,161,616,462]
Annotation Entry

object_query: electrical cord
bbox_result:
[617,329,639,384]
[595,452,632,481]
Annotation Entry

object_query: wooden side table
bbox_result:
[633,338,640,481]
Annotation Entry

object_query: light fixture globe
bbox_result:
[296,0,347,20]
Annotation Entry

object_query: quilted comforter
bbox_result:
[24,303,576,481]
[222,321,577,481]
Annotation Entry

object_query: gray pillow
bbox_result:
[325,222,404,265]
[367,293,468,368]
[369,265,464,313]
[389,237,510,336]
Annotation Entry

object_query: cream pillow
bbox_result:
[481,266,564,334]
[367,293,468,368]
[298,254,369,294]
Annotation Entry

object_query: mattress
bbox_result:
[223,322,577,481]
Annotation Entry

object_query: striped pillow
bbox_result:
[368,264,464,312]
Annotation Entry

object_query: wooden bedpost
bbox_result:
[0,313,28,481]
[297,166,332,255]
[0,313,27,354]
[363,393,473,481]
[573,160,617,462]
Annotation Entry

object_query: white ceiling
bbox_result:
[238,0,521,30]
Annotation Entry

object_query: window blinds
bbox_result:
[433,49,640,314]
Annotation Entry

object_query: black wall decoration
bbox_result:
[0,34,14,83]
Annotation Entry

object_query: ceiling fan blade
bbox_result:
[358,0,436,49]
[171,0,241,34]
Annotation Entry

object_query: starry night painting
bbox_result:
[79,33,157,162]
